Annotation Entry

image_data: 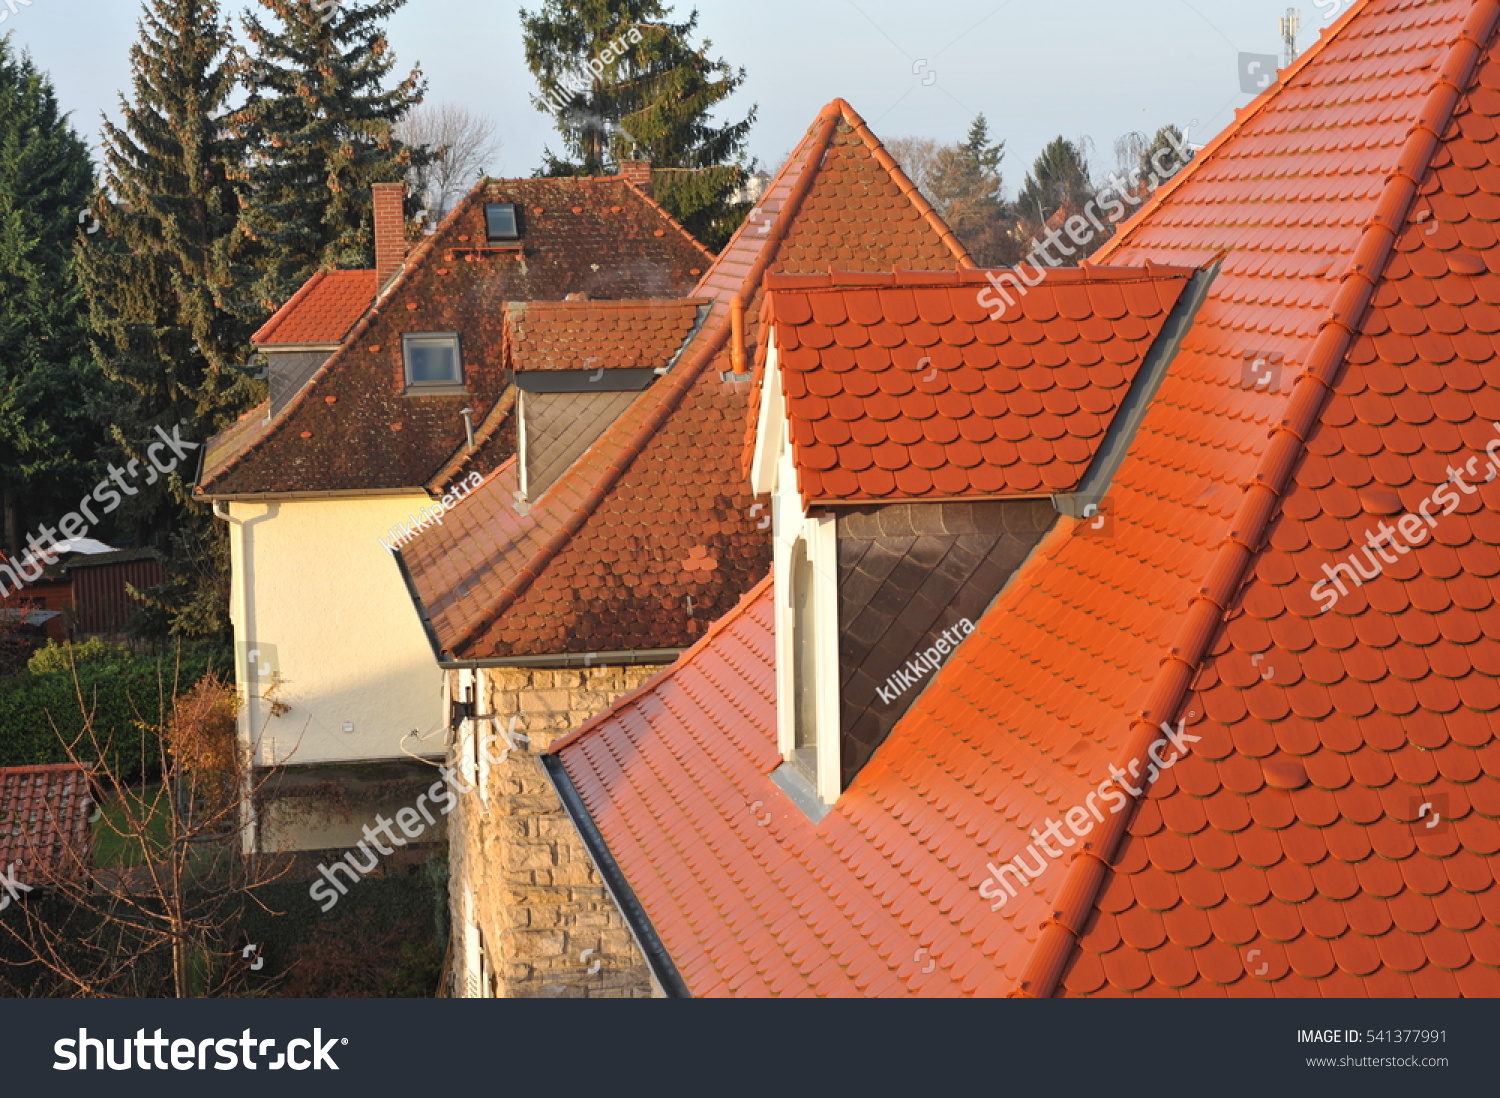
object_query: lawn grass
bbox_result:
[93,783,172,868]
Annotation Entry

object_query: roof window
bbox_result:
[485,203,519,242]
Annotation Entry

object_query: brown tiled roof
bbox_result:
[508,299,707,373]
[400,100,974,660]
[253,269,378,347]
[0,764,92,884]
[198,177,712,498]
[552,0,1500,998]
[766,267,1194,504]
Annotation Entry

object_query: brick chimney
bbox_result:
[620,154,652,197]
[373,182,407,286]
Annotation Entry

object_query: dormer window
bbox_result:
[753,270,1207,805]
[770,495,840,805]
[485,203,520,242]
[404,333,464,389]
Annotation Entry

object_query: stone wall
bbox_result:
[449,663,667,998]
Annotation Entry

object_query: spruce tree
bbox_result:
[237,0,426,310]
[78,0,258,639]
[1016,137,1098,264]
[0,38,101,560]
[522,0,757,250]
[925,114,1016,267]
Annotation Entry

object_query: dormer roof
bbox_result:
[763,266,1196,505]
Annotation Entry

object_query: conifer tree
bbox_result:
[237,0,426,310]
[78,0,258,639]
[925,114,1017,267]
[1015,136,1097,260]
[0,39,104,560]
[522,0,756,250]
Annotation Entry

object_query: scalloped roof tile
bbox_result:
[551,0,1500,998]
[767,267,1194,504]
[507,299,706,373]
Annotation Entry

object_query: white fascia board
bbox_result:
[810,511,841,805]
[749,343,784,497]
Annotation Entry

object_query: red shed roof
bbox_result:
[0,764,92,884]
[767,267,1194,504]
[400,99,974,660]
[552,0,1500,997]
[252,269,378,347]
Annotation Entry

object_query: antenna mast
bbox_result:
[1279,8,1302,69]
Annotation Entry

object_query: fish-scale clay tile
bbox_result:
[768,268,1195,505]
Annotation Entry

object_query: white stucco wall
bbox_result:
[223,495,447,767]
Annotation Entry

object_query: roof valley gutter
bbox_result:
[1014,0,1500,1000]
[445,112,838,659]
[1054,265,1220,519]
[542,754,692,998]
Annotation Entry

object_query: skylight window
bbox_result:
[485,203,519,242]
[403,333,464,388]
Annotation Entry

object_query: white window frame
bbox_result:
[516,390,530,501]
[763,343,842,805]
[402,332,464,389]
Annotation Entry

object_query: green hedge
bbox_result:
[0,649,229,781]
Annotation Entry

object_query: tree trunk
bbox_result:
[2,485,18,558]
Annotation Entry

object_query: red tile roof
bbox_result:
[199,177,711,498]
[508,299,706,373]
[767,267,1194,504]
[551,0,1500,997]
[401,100,973,660]
[1060,0,1500,1000]
[0,764,92,884]
[252,269,378,347]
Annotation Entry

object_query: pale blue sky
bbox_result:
[7,0,1338,193]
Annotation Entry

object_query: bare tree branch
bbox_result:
[396,103,504,222]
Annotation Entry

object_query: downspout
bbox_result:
[212,499,280,852]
